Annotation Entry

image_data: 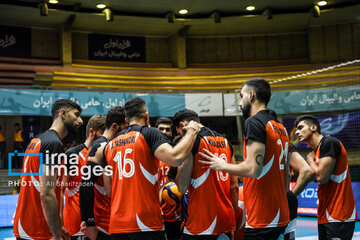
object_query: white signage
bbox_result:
[223,93,242,116]
[185,93,223,116]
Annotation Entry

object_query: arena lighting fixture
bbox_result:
[103,8,113,22]
[311,5,321,17]
[246,6,255,11]
[48,0,58,4]
[179,9,188,14]
[96,3,106,9]
[39,2,48,16]
[317,1,327,6]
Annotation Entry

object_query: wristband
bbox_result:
[85,218,96,226]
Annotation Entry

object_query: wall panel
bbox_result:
[31,28,59,59]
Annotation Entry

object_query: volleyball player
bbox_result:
[102,97,200,239]
[295,115,356,240]
[79,106,127,240]
[199,78,290,240]
[13,99,83,240]
[62,114,106,240]
[174,109,238,240]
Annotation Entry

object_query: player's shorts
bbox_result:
[182,232,232,240]
[244,226,286,240]
[286,190,298,221]
[164,220,183,239]
[318,221,355,240]
[97,231,110,240]
[111,231,165,240]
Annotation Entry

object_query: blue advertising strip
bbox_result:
[0,194,18,227]
[297,182,360,220]
[283,112,360,148]
[268,85,360,114]
[88,33,146,62]
[0,88,185,117]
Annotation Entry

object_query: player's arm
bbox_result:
[155,120,200,167]
[229,154,239,221]
[79,143,106,240]
[40,163,69,240]
[306,151,335,184]
[39,166,64,240]
[290,151,314,196]
[285,153,291,190]
[175,154,193,194]
[59,174,69,223]
[199,140,265,178]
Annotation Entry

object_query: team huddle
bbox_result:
[13,78,357,240]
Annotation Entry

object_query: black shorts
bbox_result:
[97,231,111,240]
[286,190,298,221]
[111,231,165,240]
[182,232,232,240]
[318,221,355,240]
[244,226,286,240]
[164,220,183,239]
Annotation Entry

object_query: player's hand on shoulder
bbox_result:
[198,148,226,171]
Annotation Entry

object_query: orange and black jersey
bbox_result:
[14,129,64,240]
[243,110,290,229]
[184,127,236,236]
[63,144,89,236]
[104,124,169,234]
[315,136,357,224]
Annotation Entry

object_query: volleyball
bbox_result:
[161,182,182,205]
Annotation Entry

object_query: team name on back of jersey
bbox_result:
[111,136,136,149]
[271,123,287,137]
[207,138,226,149]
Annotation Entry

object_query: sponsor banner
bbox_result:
[296,182,360,219]
[283,112,360,149]
[0,25,31,58]
[268,85,360,114]
[0,89,185,117]
[0,87,358,117]
[185,93,223,116]
[88,33,146,62]
[0,194,18,227]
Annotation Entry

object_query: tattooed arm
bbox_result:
[199,139,265,178]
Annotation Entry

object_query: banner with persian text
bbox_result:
[0,89,184,117]
[88,33,146,62]
[0,25,31,57]
[0,86,359,116]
